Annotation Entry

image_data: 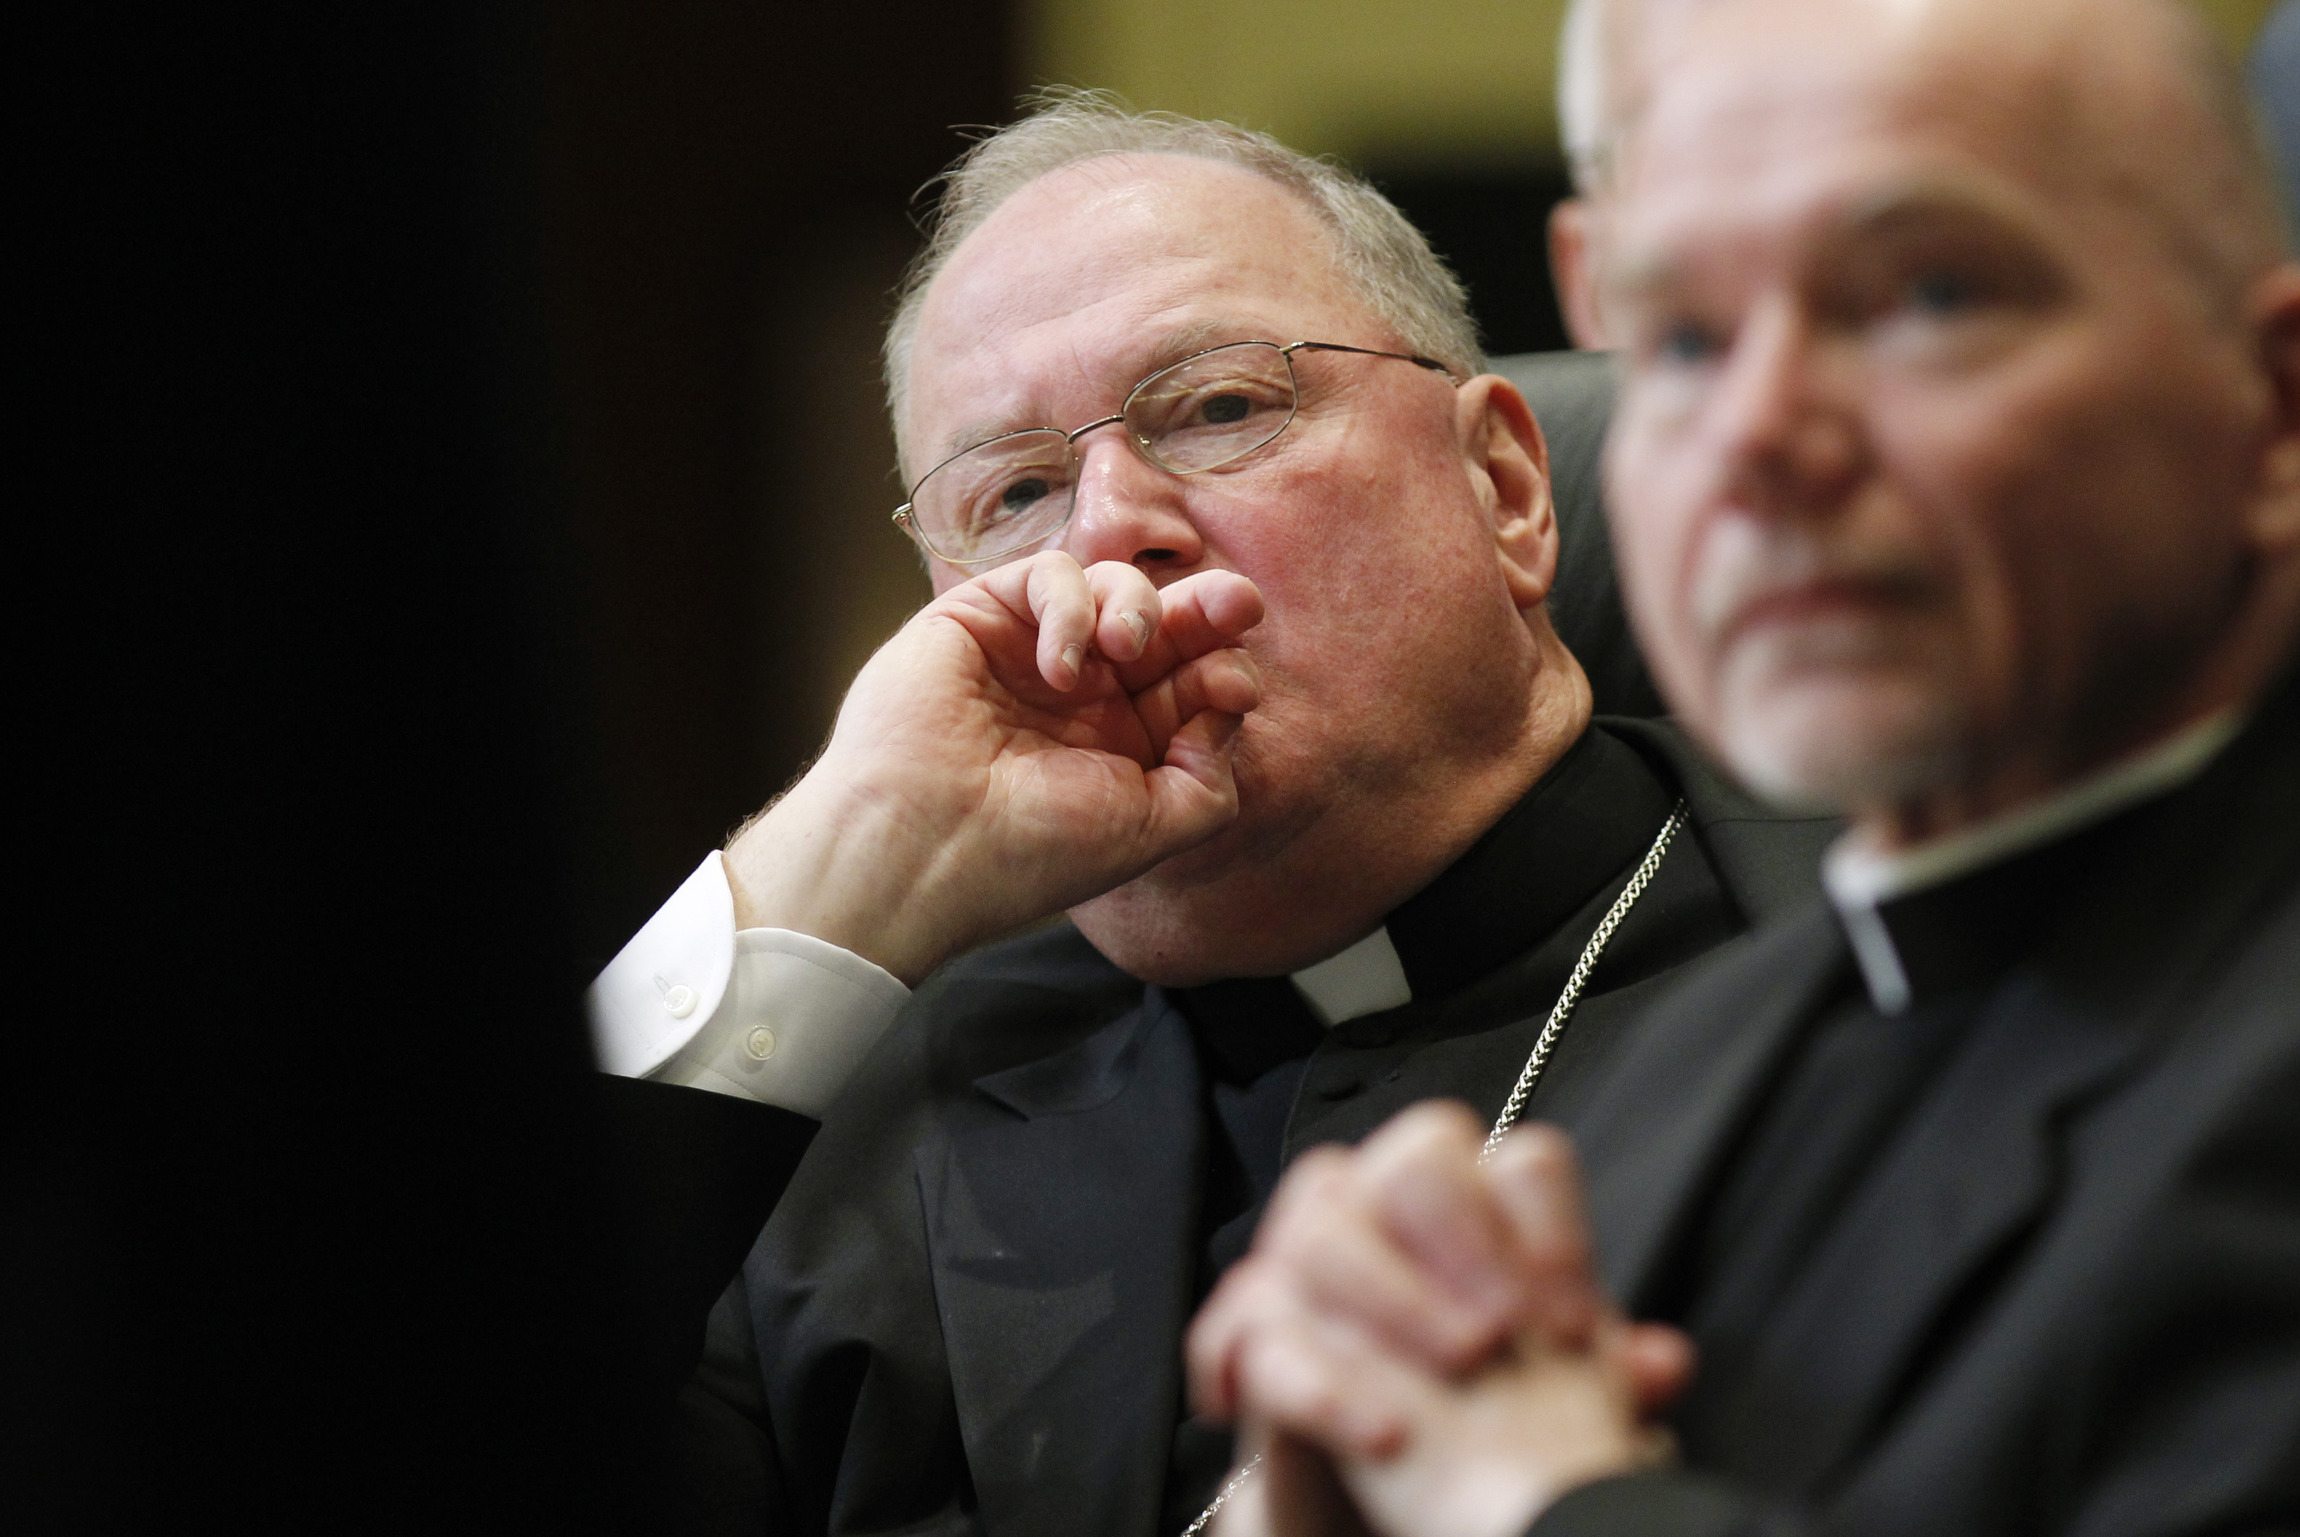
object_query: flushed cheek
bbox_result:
[1233,568,1452,731]
[1212,464,1452,646]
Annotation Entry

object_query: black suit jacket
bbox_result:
[1535,678,2300,1536]
[691,720,1835,1537]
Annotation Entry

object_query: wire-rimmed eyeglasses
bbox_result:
[891,339,1456,567]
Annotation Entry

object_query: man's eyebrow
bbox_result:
[929,317,1263,462]
[1604,245,1683,302]
[1130,317,1244,371]
[932,417,1033,465]
[1830,174,2059,250]
[1605,173,2061,301]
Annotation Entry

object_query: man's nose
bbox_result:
[1711,299,1868,520]
[1061,433,1206,574]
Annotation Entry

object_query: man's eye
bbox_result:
[1199,393,1251,425]
[955,475,1051,534]
[1906,269,1981,315]
[1656,322,1720,364]
[1000,477,1051,512]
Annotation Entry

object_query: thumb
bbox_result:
[1138,708,1248,863]
[1621,1323,1695,1416]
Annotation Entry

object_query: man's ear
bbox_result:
[1457,375,1559,612]
[2247,261,2300,553]
[1550,199,1609,351]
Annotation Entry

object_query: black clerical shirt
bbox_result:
[1662,796,2187,1496]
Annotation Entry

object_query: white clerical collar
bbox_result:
[1289,926,1413,1026]
[1823,710,2243,1013]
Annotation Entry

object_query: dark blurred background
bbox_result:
[537,0,1018,965]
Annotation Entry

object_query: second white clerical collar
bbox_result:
[1823,709,2242,1013]
[1289,926,1414,1027]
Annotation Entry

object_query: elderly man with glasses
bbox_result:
[588,96,1833,1536]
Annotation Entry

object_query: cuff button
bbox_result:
[662,984,698,1018]
[745,1026,778,1061]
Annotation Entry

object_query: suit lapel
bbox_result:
[1563,905,1849,1311]
[918,996,1202,1537]
[1719,971,2150,1492]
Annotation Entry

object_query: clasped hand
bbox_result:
[1186,1105,1696,1537]
[723,553,1265,983]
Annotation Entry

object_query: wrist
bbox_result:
[721,771,973,985]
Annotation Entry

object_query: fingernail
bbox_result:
[1120,609,1150,652]
[1061,643,1085,680]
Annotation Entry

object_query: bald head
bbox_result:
[1568,0,2287,308]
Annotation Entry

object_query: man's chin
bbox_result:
[1065,822,1320,987]
[1711,670,1971,815]
[1065,886,1232,988]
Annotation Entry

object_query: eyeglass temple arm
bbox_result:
[1283,340,1459,381]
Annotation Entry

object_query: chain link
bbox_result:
[1178,801,1687,1535]
[1180,1452,1264,1537]
[1480,802,1686,1162]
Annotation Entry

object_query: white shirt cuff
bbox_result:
[586,850,911,1117]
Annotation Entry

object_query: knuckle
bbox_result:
[1260,1149,1352,1233]
[1266,1197,1361,1270]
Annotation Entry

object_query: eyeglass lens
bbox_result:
[908,342,1299,565]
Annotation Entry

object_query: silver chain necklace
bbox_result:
[1179,802,1689,1537]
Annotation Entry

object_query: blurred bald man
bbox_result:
[1188,2,2300,1533]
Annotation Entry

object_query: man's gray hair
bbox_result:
[883,89,1484,464]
